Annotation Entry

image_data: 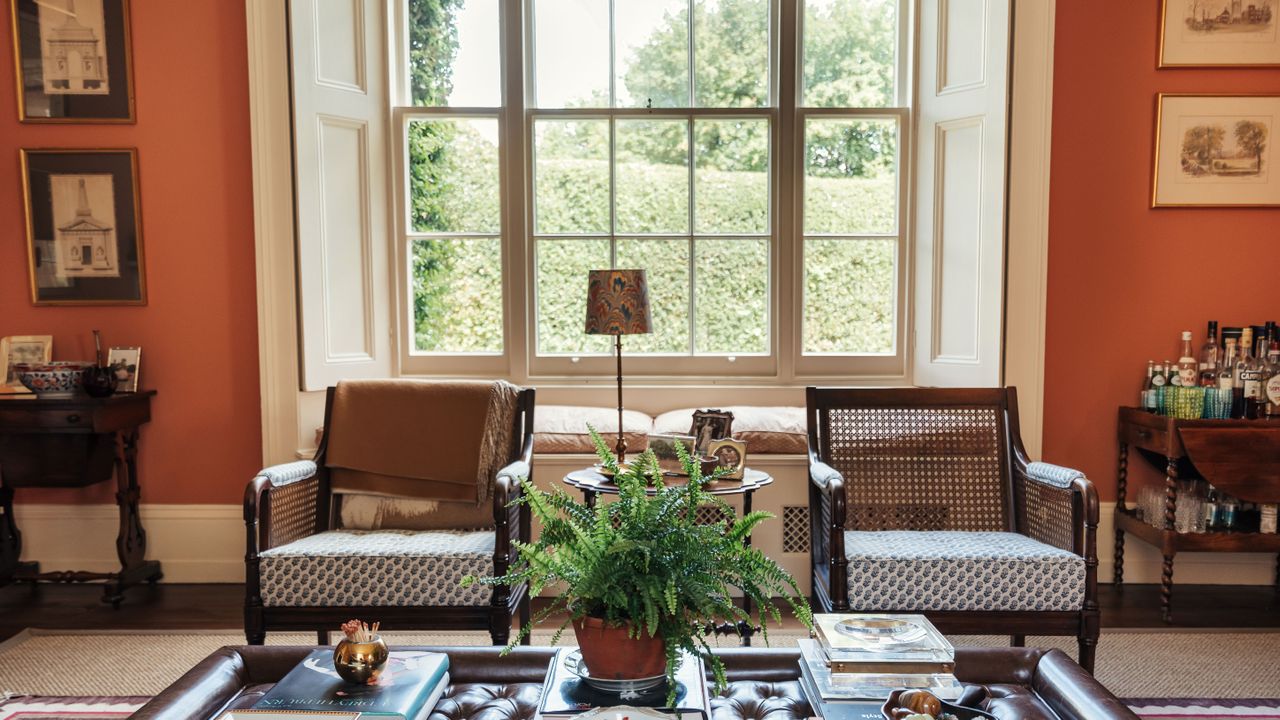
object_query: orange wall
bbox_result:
[1042,1,1280,501]
[0,1,262,504]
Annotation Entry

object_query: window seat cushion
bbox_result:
[532,405,653,454]
[651,406,807,454]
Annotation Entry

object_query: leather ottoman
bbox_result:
[132,646,1138,720]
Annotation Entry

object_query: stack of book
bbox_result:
[215,649,450,720]
[798,614,962,720]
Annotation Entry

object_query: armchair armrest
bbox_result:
[1015,460,1098,558]
[809,459,843,490]
[808,451,848,610]
[244,460,322,557]
[1026,461,1085,489]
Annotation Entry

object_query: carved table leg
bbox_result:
[1161,465,1177,624]
[103,429,162,607]
[0,484,24,584]
[1114,442,1128,587]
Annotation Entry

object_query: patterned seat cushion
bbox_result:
[844,531,1084,612]
[259,530,494,607]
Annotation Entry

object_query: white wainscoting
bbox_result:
[12,492,1275,587]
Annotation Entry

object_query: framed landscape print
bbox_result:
[1160,0,1280,67]
[9,0,136,122]
[1153,94,1280,207]
[20,149,147,304]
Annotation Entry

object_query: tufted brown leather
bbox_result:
[133,646,1137,720]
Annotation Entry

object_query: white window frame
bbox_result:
[390,0,914,382]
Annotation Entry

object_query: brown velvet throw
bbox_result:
[325,379,520,507]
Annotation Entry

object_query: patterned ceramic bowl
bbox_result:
[13,361,93,396]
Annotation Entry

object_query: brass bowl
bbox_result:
[333,636,389,684]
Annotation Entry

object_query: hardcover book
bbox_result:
[251,649,449,719]
[795,667,884,720]
[539,648,709,720]
[797,645,962,702]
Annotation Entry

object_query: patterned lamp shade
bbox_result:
[584,269,652,335]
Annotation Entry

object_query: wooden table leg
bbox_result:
[103,429,162,607]
[1114,442,1128,587]
[0,484,23,584]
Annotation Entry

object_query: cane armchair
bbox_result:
[244,382,534,645]
[806,387,1099,672]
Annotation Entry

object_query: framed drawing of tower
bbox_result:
[9,0,135,122]
[20,149,147,305]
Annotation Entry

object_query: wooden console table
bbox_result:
[1113,406,1280,622]
[0,391,162,606]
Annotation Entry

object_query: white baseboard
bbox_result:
[12,504,245,583]
[9,500,1276,586]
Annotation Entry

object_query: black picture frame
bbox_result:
[20,148,147,305]
[10,0,135,123]
[689,409,734,455]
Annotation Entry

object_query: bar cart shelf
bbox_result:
[1114,407,1280,622]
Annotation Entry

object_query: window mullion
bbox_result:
[687,116,696,356]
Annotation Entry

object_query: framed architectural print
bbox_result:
[1153,94,1280,207]
[9,0,136,122]
[1159,0,1280,67]
[20,149,147,304]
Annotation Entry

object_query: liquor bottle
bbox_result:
[1165,359,1181,387]
[1219,339,1238,396]
[1218,494,1239,530]
[1202,484,1218,531]
[1199,321,1220,387]
[1232,328,1254,418]
[1243,331,1267,419]
[1176,331,1198,388]
[1152,358,1162,409]
[1264,348,1280,419]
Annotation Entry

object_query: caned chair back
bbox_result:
[807,388,1015,532]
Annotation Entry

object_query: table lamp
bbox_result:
[584,269,652,462]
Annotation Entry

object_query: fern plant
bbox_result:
[464,428,811,700]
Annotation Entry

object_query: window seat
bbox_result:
[532,405,807,455]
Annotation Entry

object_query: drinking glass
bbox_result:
[1172,386,1204,419]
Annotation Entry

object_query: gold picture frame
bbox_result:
[1152,93,1280,208]
[10,0,136,123]
[0,335,53,392]
[1159,0,1280,68]
[707,438,746,480]
[20,148,148,305]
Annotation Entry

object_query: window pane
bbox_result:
[694,0,769,108]
[536,239,614,354]
[412,238,504,352]
[615,0,689,108]
[409,0,501,107]
[802,0,897,108]
[408,118,500,233]
[616,239,690,353]
[694,119,769,234]
[616,119,689,234]
[695,238,768,354]
[803,238,894,354]
[803,118,897,235]
[534,0,610,107]
[535,120,610,234]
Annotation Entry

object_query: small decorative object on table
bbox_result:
[881,689,995,720]
[689,409,733,455]
[107,346,141,392]
[13,361,93,396]
[0,335,52,393]
[83,330,117,398]
[333,619,388,685]
[648,433,696,475]
[706,438,747,480]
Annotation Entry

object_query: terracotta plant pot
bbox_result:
[573,616,666,679]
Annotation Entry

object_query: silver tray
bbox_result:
[563,649,667,694]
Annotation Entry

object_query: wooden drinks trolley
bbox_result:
[0,391,162,606]
[1113,407,1280,622]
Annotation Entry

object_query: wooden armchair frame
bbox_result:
[806,387,1099,672]
[244,387,534,645]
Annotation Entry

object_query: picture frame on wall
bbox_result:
[9,0,136,122]
[106,346,140,392]
[20,148,147,305]
[1159,0,1280,68]
[0,335,53,393]
[1152,94,1280,208]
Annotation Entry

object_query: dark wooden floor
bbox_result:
[1,583,1276,642]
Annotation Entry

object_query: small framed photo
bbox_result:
[1160,0,1280,68]
[21,148,147,305]
[648,433,696,476]
[9,0,136,122]
[689,409,734,455]
[707,438,747,481]
[106,346,140,392]
[0,335,53,392]
[1153,94,1280,208]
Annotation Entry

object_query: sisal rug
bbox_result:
[0,628,1277,702]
